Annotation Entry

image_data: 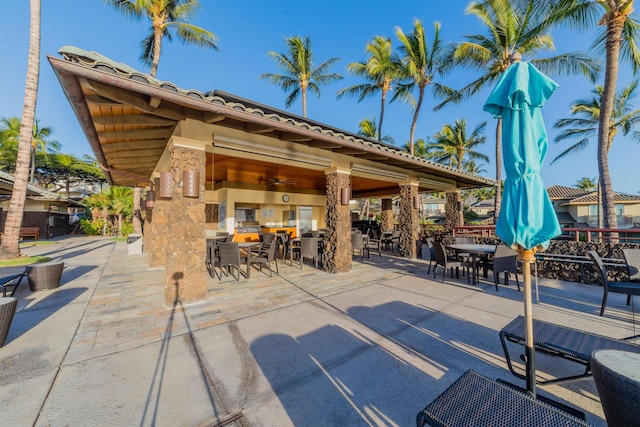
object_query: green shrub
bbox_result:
[80,218,105,236]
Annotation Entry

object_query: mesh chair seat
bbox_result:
[500,315,640,384]
[416,370,592,427]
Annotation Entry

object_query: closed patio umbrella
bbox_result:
[483,53,561,397]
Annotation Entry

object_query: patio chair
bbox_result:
[249,241,279,277]
[432,240,470,283]
[351,231,367,259]
[1,270,27,297]
[389,230,400,253]
[365,233,382,257]
[499,315,640,385]
[486,245,520,291]
[217,242,244,281]
[622,248,640,282]
[587,251,640,316]
[416,369,592,427]
[425,238,436,274]
[205,239,220,279]
[295,237,320,269]
[224,234,235,243]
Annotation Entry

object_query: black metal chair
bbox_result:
[425,238,436,274]
[587,251,640,316]
[432,240,469,283]
[486,245,520,291]
[1,271,27,297]
[365,232,382,257]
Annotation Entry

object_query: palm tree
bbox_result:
[394,20,453,156]
[85,192,112,236]
[357,117,395,144]
[0,116,21,172]
[260,36,342,117]
[427,119,489,170]
[109,186,134,236]
[0,117,60,183]
[337,36,402,141]
[552,81,640,164]
[439,0,600,223]
[403,138,430,157]
[462,159,488,207]
[557,0,640,229]
[0,0,40,259]
[428,119,489,224]
[574,176,598,190]
[104,0,218,77]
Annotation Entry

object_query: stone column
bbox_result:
[445,191,462,233]
[162,143,207,305]
[380,198,394,232]
[323,168,352,273]
[147,177,170,268]
[398,183,419,258]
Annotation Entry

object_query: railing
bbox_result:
[451,225,640,243]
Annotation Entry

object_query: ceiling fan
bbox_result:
[267,164,297,186]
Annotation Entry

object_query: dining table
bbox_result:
[446,243,496,286]
[238,241,261,278]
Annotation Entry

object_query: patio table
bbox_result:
[447,244,496,285]
[238,242,261,278]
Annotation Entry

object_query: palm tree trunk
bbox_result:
[378,89,387,142]
[0,0,40,259]
[150,25,163,77]
[494,118,502,224]
[598,17,624,232]
[133,187,142,234]
[301,86,307,117]
[409,87,425,156]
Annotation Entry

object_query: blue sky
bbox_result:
[1,0,638,193]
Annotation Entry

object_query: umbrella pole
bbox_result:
[518,248,537,397]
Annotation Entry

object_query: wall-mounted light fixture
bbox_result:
[341,188,351,205]
[159,171,173,198]
[146,190,155,208]
[183,170,200,198]
[413,195,420,210]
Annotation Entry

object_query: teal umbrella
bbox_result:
[483,56,561,397]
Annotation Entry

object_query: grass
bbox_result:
[0,255,51,267]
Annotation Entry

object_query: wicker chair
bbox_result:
[486,245,520,291]
[26,261,64,291]
[0,297,18,348]
[432,240,470,283]
[248,241,279,277]
[217,243,243,281]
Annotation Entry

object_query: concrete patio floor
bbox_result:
[0,236,638,426]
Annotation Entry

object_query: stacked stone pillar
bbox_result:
[445,191,463,233]
[323,168,352,273]
[380,198,394,232]
[398,183,419,259]
[146,143,208,305]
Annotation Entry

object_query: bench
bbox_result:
[500,315,640,385]
[19,227,40,240]
[416,370,592,426]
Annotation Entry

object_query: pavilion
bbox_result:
[48,46,495,305]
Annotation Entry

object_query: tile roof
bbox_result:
[546,185,591,200]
